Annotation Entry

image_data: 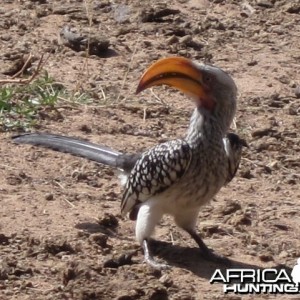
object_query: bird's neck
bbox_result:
[185,108,228,146]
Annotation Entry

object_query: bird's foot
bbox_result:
[144,256,170,270]
[142,239,169,270]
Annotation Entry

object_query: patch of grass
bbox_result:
[0,72,90,131]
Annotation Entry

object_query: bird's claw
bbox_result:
[144,257,170,270]
[142,239,170,270]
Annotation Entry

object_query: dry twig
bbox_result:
[11,53,34,79]
[0,54,48,85]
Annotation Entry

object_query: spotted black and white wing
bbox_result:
[121,139,192,215]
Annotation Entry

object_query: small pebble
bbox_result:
[45,193,54,201]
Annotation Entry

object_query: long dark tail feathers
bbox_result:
[12,133,125,169]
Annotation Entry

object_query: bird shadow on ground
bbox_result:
[149,240,292,282]
[99,48,119,58]
[75,222,293,283]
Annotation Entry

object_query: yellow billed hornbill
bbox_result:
[13,57,247,269]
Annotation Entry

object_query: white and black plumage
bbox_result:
[13,57,246,269]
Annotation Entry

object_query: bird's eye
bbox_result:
[203,74,213,84]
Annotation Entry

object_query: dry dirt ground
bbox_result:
[0,0,300,299]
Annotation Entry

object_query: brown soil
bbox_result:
[0,0,299,299]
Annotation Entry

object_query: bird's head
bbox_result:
[136,57,237,132]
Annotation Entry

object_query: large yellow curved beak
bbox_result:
[136,57,215,111]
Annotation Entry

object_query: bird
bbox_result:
[12,132,246,218]
[13,57,246,269]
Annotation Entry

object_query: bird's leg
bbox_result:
[185,229,231,265]
[136,203,168,269]
[142,239,169,270]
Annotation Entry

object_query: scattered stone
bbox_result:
[59,25,110,56]
[252,128,277,138]
[79,124,92,133]
[240,1,255,17]
[103,253,134,268]
[247,60,258,66]
[13,267,33,277]
[149,287,168,300]
[263,165,272,174]
[220,201,242,216]
[294,86,300,99]
[62,266,77,285]
[279,251,289,259]
[0,234,9,245]
[140,7,180,22]
[179,35,204,50]
[6,175,22,185]
[285,176,297,185]
[256,0,274,8]
[20,281,34,289]
[268,100,285,108]
[1,34,11,41]
[273,223,289,231]
[43,239,75,255]
[159,274,173,287]
[2,54,37,76]
[277,75,290,85]
[97,213,118,229]
[89,233,109,248]
[259,253,274,262]
[240,169,255,179]
[231,214,252,226]
[286,3,300,14]
[45,193,54,201]
[166,35,179,45]
[202,224,226,237]
[288,104,298,115]
[113,4,131,24]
